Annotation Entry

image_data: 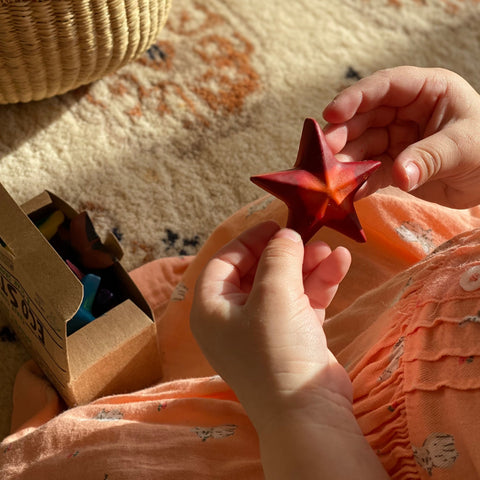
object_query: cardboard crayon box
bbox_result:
[0,184,161,406]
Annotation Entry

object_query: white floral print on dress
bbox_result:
[412,433,459,476]
[459,265,480,292]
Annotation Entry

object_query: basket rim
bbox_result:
[0,0,134,5]
[0,0,64,4]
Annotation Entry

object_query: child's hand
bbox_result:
[190,221,352,431]
[323,66,480,209]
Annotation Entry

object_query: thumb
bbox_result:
[248,228,304,305]
[393,130,459,192]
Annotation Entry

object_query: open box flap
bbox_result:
[0,184,83,373]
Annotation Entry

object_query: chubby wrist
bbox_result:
[235,361,354,433]
[252,391,389,480]
[250,386,357,439]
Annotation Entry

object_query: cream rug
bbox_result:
[2,0,480,440]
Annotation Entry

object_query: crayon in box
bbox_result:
[0,183,161,406]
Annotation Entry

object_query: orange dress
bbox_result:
[3,187,480,479]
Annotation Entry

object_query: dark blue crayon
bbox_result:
[67,273,101,335]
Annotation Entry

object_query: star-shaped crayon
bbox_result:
[250,118,381,243]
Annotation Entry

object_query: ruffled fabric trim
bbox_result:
[342,229,480,478]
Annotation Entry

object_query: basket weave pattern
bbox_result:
[0,0,171,104]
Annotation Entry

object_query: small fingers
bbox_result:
[304,246,351,310]
[323,66,430,123]
[324,107,396,153]
[303,241,332,276]
[195,221,280,301]
[248,228,305,306]
[353,153,395,200]
[393,128,464,194]
[334,128,390,162]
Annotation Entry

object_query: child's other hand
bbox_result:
[190,221,352,431]
[323,66,480,209]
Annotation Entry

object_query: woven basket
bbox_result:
[0,0,172,104]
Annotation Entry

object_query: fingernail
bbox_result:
[277,228,302,243]
[405,162,420,190]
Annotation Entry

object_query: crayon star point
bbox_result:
[251,118,381,243]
